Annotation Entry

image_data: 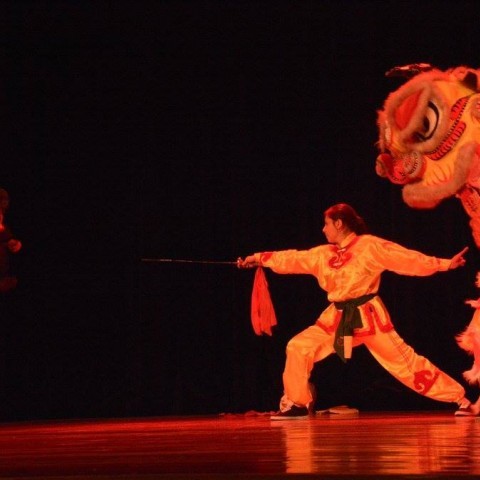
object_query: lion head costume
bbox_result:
[376,63,480,247]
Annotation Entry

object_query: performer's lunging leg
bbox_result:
[279,325,334,414]
[364,328,476,415]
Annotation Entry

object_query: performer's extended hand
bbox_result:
[237,256,260,269]
[449,246,469,270]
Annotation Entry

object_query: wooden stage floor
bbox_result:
[0,411,479,479]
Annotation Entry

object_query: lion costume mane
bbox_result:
[376,63,480,387]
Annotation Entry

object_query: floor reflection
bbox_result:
[275,413,480,476]
[1,412,479,478]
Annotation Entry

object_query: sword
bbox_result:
[141,258,239,265]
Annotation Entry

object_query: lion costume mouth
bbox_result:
[402,142,478,209]
[376,151,425,185]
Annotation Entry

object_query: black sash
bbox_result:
[333,293,376,362]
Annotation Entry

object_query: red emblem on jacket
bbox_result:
[328,247,352,269]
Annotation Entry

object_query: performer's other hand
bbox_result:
[237,256,260,269]
[465,298,480,309]
[449,246,469,269]
[7,239,21,253]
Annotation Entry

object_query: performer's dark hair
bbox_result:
[324,203,368,234]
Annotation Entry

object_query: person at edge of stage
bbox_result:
[237,202,479,419]
[0,188,22,292]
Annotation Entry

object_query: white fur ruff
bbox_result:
[456,323,480,386]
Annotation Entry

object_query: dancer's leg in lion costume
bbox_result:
[457,271,480,385]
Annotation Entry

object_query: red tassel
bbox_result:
[251,267,277,336]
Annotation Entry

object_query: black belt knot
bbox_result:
[333,294,376,362]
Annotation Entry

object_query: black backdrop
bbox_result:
[1,0,480,421]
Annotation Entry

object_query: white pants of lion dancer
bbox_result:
[280,297,466,410]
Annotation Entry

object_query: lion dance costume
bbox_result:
[376,63,480,392]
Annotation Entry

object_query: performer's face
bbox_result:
[475,272,480,288]
[323,216,342,245]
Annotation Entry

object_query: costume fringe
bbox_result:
[456,324,480,385]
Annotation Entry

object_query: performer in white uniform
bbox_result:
[238,203,478,418]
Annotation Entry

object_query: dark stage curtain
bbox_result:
[1,0,479,420]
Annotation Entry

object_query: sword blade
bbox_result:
[141,258,238,265]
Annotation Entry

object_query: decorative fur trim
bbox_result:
[463,365,480,385]
[457,315,480,385]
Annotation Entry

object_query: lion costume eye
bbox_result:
[412,101,439,142]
